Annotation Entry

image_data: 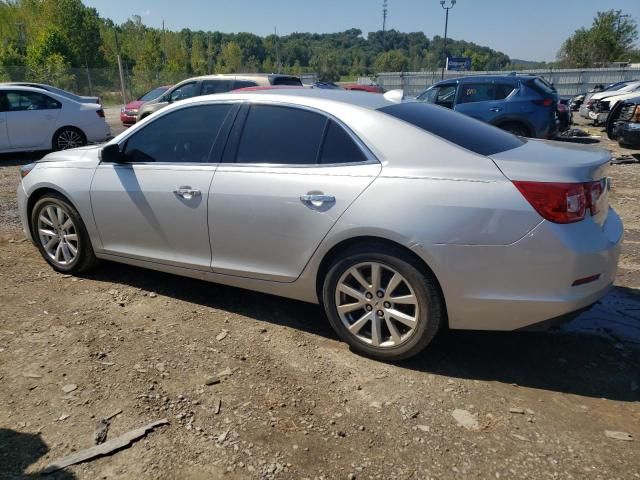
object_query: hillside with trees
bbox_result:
[0,0,513,99]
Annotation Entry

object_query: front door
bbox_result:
[209,104,380,282]
[454,81,516,123]
[90,103,235,270]
[5,90,61,148]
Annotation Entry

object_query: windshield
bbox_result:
[139,86,170,102]
[380,102,525,156]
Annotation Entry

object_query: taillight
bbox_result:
[97,109,105,118]
[586,179,605,216]
[534,98,554,107]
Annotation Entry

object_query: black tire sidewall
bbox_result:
[322,251,442,361]
[31,195,91,273]
[53,128,86,151]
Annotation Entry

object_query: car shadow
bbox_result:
[0,428,76,479]
[82,261,640,402]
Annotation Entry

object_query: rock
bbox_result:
[22,372,42,379]
[509,407,525,414]
[217,428,230,443]
[369,401,382,409]
[94,419,109,445]
[512,434,529,441]
[149,292,157,298]
[417,425,430,432]
[218,367,233,377]
[62,384,78,394]
[205,376,220,386]
[57,414,70,422]
[605,430,633,441]
[452,409,480,431]
[213,399,221,414]
[216,330,228,341]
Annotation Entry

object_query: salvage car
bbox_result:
[579,80,640,120]
[610,97,640,148]
[0,85,109,153]
[120,85,172,125]
[136,74,302,121]
[17,89,622,361]
[417,74,559,138]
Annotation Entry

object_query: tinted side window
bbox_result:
[233,80,259,90]
[6,91,61,111]
[201,80,235,95]
[169,82,197,102]
[457,84,495,104]
[319,121,368,164]
[123,104,232,163]
[380,102,524,156]
[272,76,303,86]
[419,85,456,108]
[494,83,515,100]
[235,105,326,165]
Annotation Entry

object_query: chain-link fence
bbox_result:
[362,67,640,97]
[0,66,318,106]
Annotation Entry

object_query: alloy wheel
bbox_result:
[335,262,420,348]
[57,130,83,150]
[37,204,79,266]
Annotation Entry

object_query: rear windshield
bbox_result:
[380,102,525,156]
[272,76,303,86]
[528,77,556,96]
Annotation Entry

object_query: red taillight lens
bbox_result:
[97,109,105,118]
[513,181,587,223]
[534,98,554,107]
[586,179,604,216]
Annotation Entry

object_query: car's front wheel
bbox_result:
[31,194,97,274]
[322,248,443,361]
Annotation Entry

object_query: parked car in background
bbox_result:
[0,85,109,153]
[342,84,384,93]
[590,84,640,125]
[609,96,640,148]
[579,80,640,119]
[1,82,101,104]
[417,74,559,138]
[557,98,572,131]
[136,74,302,121]
[120,85,172,125]
[313,82,341,89]
[17,89,621,361]
[569,93,585,111]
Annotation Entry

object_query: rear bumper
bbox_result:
[615,122,640,148]
[425,209,623,331]
[85,121,111,144]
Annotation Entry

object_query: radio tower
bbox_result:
[382,0,388,52]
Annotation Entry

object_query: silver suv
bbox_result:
[136,73,302,121]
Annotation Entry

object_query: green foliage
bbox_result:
[216,42,243,74]
[374,50,409,72]
[558,10,638,67]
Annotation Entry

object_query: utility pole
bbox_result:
[440,0,456,80]
[382,0,388,52]
[114,29,127,105]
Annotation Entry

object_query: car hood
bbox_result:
[489,138,610,183]
[37,145,102,168]
[598,91,640,104]
[125,100,144,110]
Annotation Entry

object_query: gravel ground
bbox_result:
[0,112,639,480]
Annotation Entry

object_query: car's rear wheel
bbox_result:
[31,194,97,274]
[53,127,86,151]
[322,249,443,361]
[499,122,530,137]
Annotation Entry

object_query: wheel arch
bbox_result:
[51,125,87,149]
[26,187,79,240]
[314,235,449,327]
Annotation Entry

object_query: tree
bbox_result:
[558,10,638,67]
[216,42,242,73]
[373,49,409,72]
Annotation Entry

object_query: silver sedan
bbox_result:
[16,89,623,361]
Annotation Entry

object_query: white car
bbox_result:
[0,86,110,153]
[1,82,101,104]
[579,80,640,119]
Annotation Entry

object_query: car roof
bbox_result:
[180,88,393,111]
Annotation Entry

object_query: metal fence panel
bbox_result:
[365,68,640,97]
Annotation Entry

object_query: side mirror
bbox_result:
[101,143,126,163]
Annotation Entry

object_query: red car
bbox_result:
[120,86,172,125]
[342,84,384,93]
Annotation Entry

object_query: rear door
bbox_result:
[200,79,236,95]
[5,90,61,148]
[454,81,515,123]
[208,103,380,282]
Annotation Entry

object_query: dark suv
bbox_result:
[417,75,559,138]
[136,74,302,121]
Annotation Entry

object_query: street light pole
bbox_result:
[440,0,456,80]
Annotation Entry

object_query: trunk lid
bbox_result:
[490,139,611,226]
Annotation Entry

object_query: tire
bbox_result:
[30,194,98,274]
[52,127,87,151]
[322,247,444,361]
[499,122,530,137]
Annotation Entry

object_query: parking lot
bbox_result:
[0,111,639,479]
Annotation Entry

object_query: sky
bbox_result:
[83,0,640,62]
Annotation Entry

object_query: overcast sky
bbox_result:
[84,0,640,61]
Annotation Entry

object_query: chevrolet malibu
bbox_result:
[16,89,622,361]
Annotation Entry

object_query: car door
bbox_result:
[0,93,9,150]
[418,83,457,109]
[5,90,62,148]
[454,82,515,123]
[90,102,237,270]
[208,103,381,282]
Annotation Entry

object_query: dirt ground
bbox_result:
[0,110,639,480]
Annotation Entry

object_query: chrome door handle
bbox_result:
[174,186,201,200]
[300,194,335,207]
